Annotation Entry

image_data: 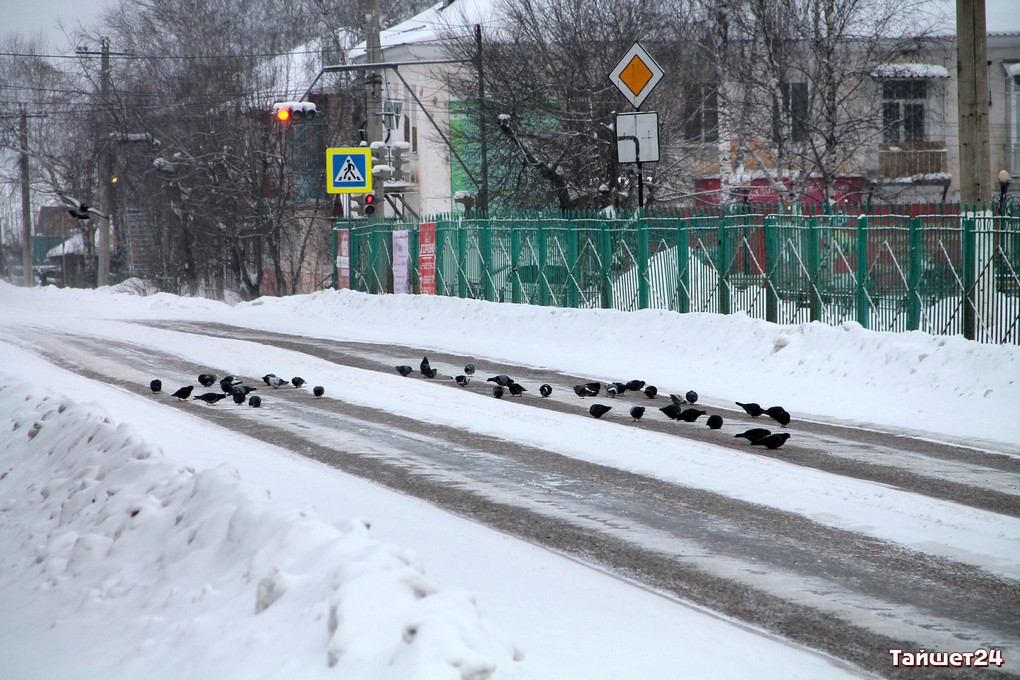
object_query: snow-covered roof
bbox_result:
[46,230,114,259]
[871,63,950,79]
[350,0,496,60]
[1004,62,1020,77]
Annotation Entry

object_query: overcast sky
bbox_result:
[3,0,1020,51]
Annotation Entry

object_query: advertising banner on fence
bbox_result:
[392,230,410,294]
[335,229,350,289]
[419,221,436,294]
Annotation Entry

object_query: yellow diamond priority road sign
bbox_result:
[609,42,664,110]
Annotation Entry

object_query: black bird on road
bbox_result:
[659,403,684,420]
[171,385,194,401]
[492,385,505,399]
[266,375,288,388]
[232,391,246,405]
[643,385,657,399]
[735,428,772,442]
[198,373,217,387]
[149,379,162,393]
[262,374,278,386]
[751,432,791,449]
[231,385,258,397]
[396,365,413,377]
[765,406,791,427]
[193,392,228,404]
[573,385,588,398]
[420,356,433,377]
[248,395,262,408]
[464,363,476,375]
[736,401,765,417]
[487,374,513,387]
[507,381,526,397]
[707,414,724,430]
[313,386,325,398]
[670,393,686,407]
[630,405,645,421]
[685,390,698,404]
[678,408,707,423]
[539,384,552,398]
[606,383,620,398]
[291,377,306,388]
[589,404,612,419]
[454,375,470,386]
[220,376,241,393]
[625,380,646,392]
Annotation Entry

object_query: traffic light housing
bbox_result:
[273,100,317,123]
[363,192,376,216]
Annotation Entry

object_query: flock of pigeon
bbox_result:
[398,356,794,450]
[147,373,324,409]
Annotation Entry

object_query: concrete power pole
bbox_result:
[19,109,33,287]
[98,37,113,286]
[365,0,384,221]
[956,0,990,205]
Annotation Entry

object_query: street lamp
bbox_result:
[998,169,1011,215]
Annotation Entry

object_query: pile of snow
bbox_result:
[0,381,521,680]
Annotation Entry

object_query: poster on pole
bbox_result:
[418,221,436,295]
[335,229,350,289]
[392,230,410,294]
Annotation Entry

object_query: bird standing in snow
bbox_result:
[630,405,645,421]
[625,380,646,392]
[198,373,217,387]
[193,392,228,404]
[420,356,434,378]
[454,375,470,386]
[464,363,476,375]
[492,385,505,398]
[765,406,791,426]
[706,414,723,429]
[313,386,325,398]
[678,408,707,423]
[736,401,765,417]
[685,390,698,404]
[643,385,657,399]
[149,379,162,393]
[171,385,194,401]
[589,404,612,419]
[248,395,262,408]
[659,403,683,420]
[539,384,552,397]
[266,375,288,388]
[291,377,306,388]
[735,428,772,442]
[487,374,513,387]
[396,365,413,377]
[507,381,526,397]
[232,391,246,405]
[751,432,791,449]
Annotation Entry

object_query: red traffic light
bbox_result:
[272,101,316,123]
[275,108,291,123]
[364,193,376,215]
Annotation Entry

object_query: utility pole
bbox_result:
[956,0,990,205]
[365,0,384,222]
[98,37,113,286]
[19,109,33,287]
[475,25,488,213]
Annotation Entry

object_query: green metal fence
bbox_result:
[332,206,1020,344]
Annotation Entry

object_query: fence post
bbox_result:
[409,224,420,294]
[765,217,778,323]
[567,225,579,309]
[907,216,922,331]
[962,211,976,340]
[855,214,869,329]
[807,217,821,322]
[511,226,522,304]
[718,216,731,314]
[349,224,362,292]
[330,226,338,290]
[537,222,549,306]
[676,219,690,314]
[638,218,650,309]
[457,222,468,298]
[480,217,493,301]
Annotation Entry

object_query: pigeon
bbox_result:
[57,191,109,220]
[291,377,306,388]
[231,385,258,396]
[706,414,724,430]
[220,376,241,392]
[193,392,228,404]
[573,385,588,398]
[464,363,476,375]
[419,356,432,377]
[685,390,698,404]
[248,395,262,408]
[678,408,707,423]
[736,401,765,417]
[262,374,277,386]
[313,386,325,398]
[606,384,620,398]
[198,373,217,387]
[625,380,646,392]
[539,384,552,397]
[589,403,612,419]
[266,375,288,389]
[659,403,684,420]
[454,375,471,386]
[487,374,513,387]
[643,385,658,399]
[751,432,791,449]
[507,381,526,397]
[584,382,601,396]
[735,428,772,442]
[396,365,413,377]
[425,368,438,379]
[670,393,686,407]
[171,385,194,400]
[765,406,791,427]
[630,405,645,421]
[232,391,246,405]
[149,379,162,393]
[492,385,505,399]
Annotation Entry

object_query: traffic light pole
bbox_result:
[365,0,384,222]
[19,109,32,287]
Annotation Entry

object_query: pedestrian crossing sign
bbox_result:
[326,148,372,194]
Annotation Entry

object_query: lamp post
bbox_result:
[998,169,1011,215]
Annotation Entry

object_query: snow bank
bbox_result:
[0,380,522,680]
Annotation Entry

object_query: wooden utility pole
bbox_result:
[19,109,33,287]
[956,0,990,205]
[98,37,113,286]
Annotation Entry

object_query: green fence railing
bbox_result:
[332,205,1020,344]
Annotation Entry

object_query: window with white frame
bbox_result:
[882,79,927,142]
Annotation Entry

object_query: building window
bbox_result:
[775,82,808,143]
[684,85,718,143]
[882,79,927,142]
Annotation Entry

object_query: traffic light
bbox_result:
[363,192,376,215]
[273,101,317,123]
[390,141,410,182]
[369,141,391,181]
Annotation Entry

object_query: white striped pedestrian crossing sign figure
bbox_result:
[326,148,372,194]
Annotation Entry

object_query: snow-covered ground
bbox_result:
[1,280,1018,679]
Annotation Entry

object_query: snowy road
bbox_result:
[13,319,1019,679]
